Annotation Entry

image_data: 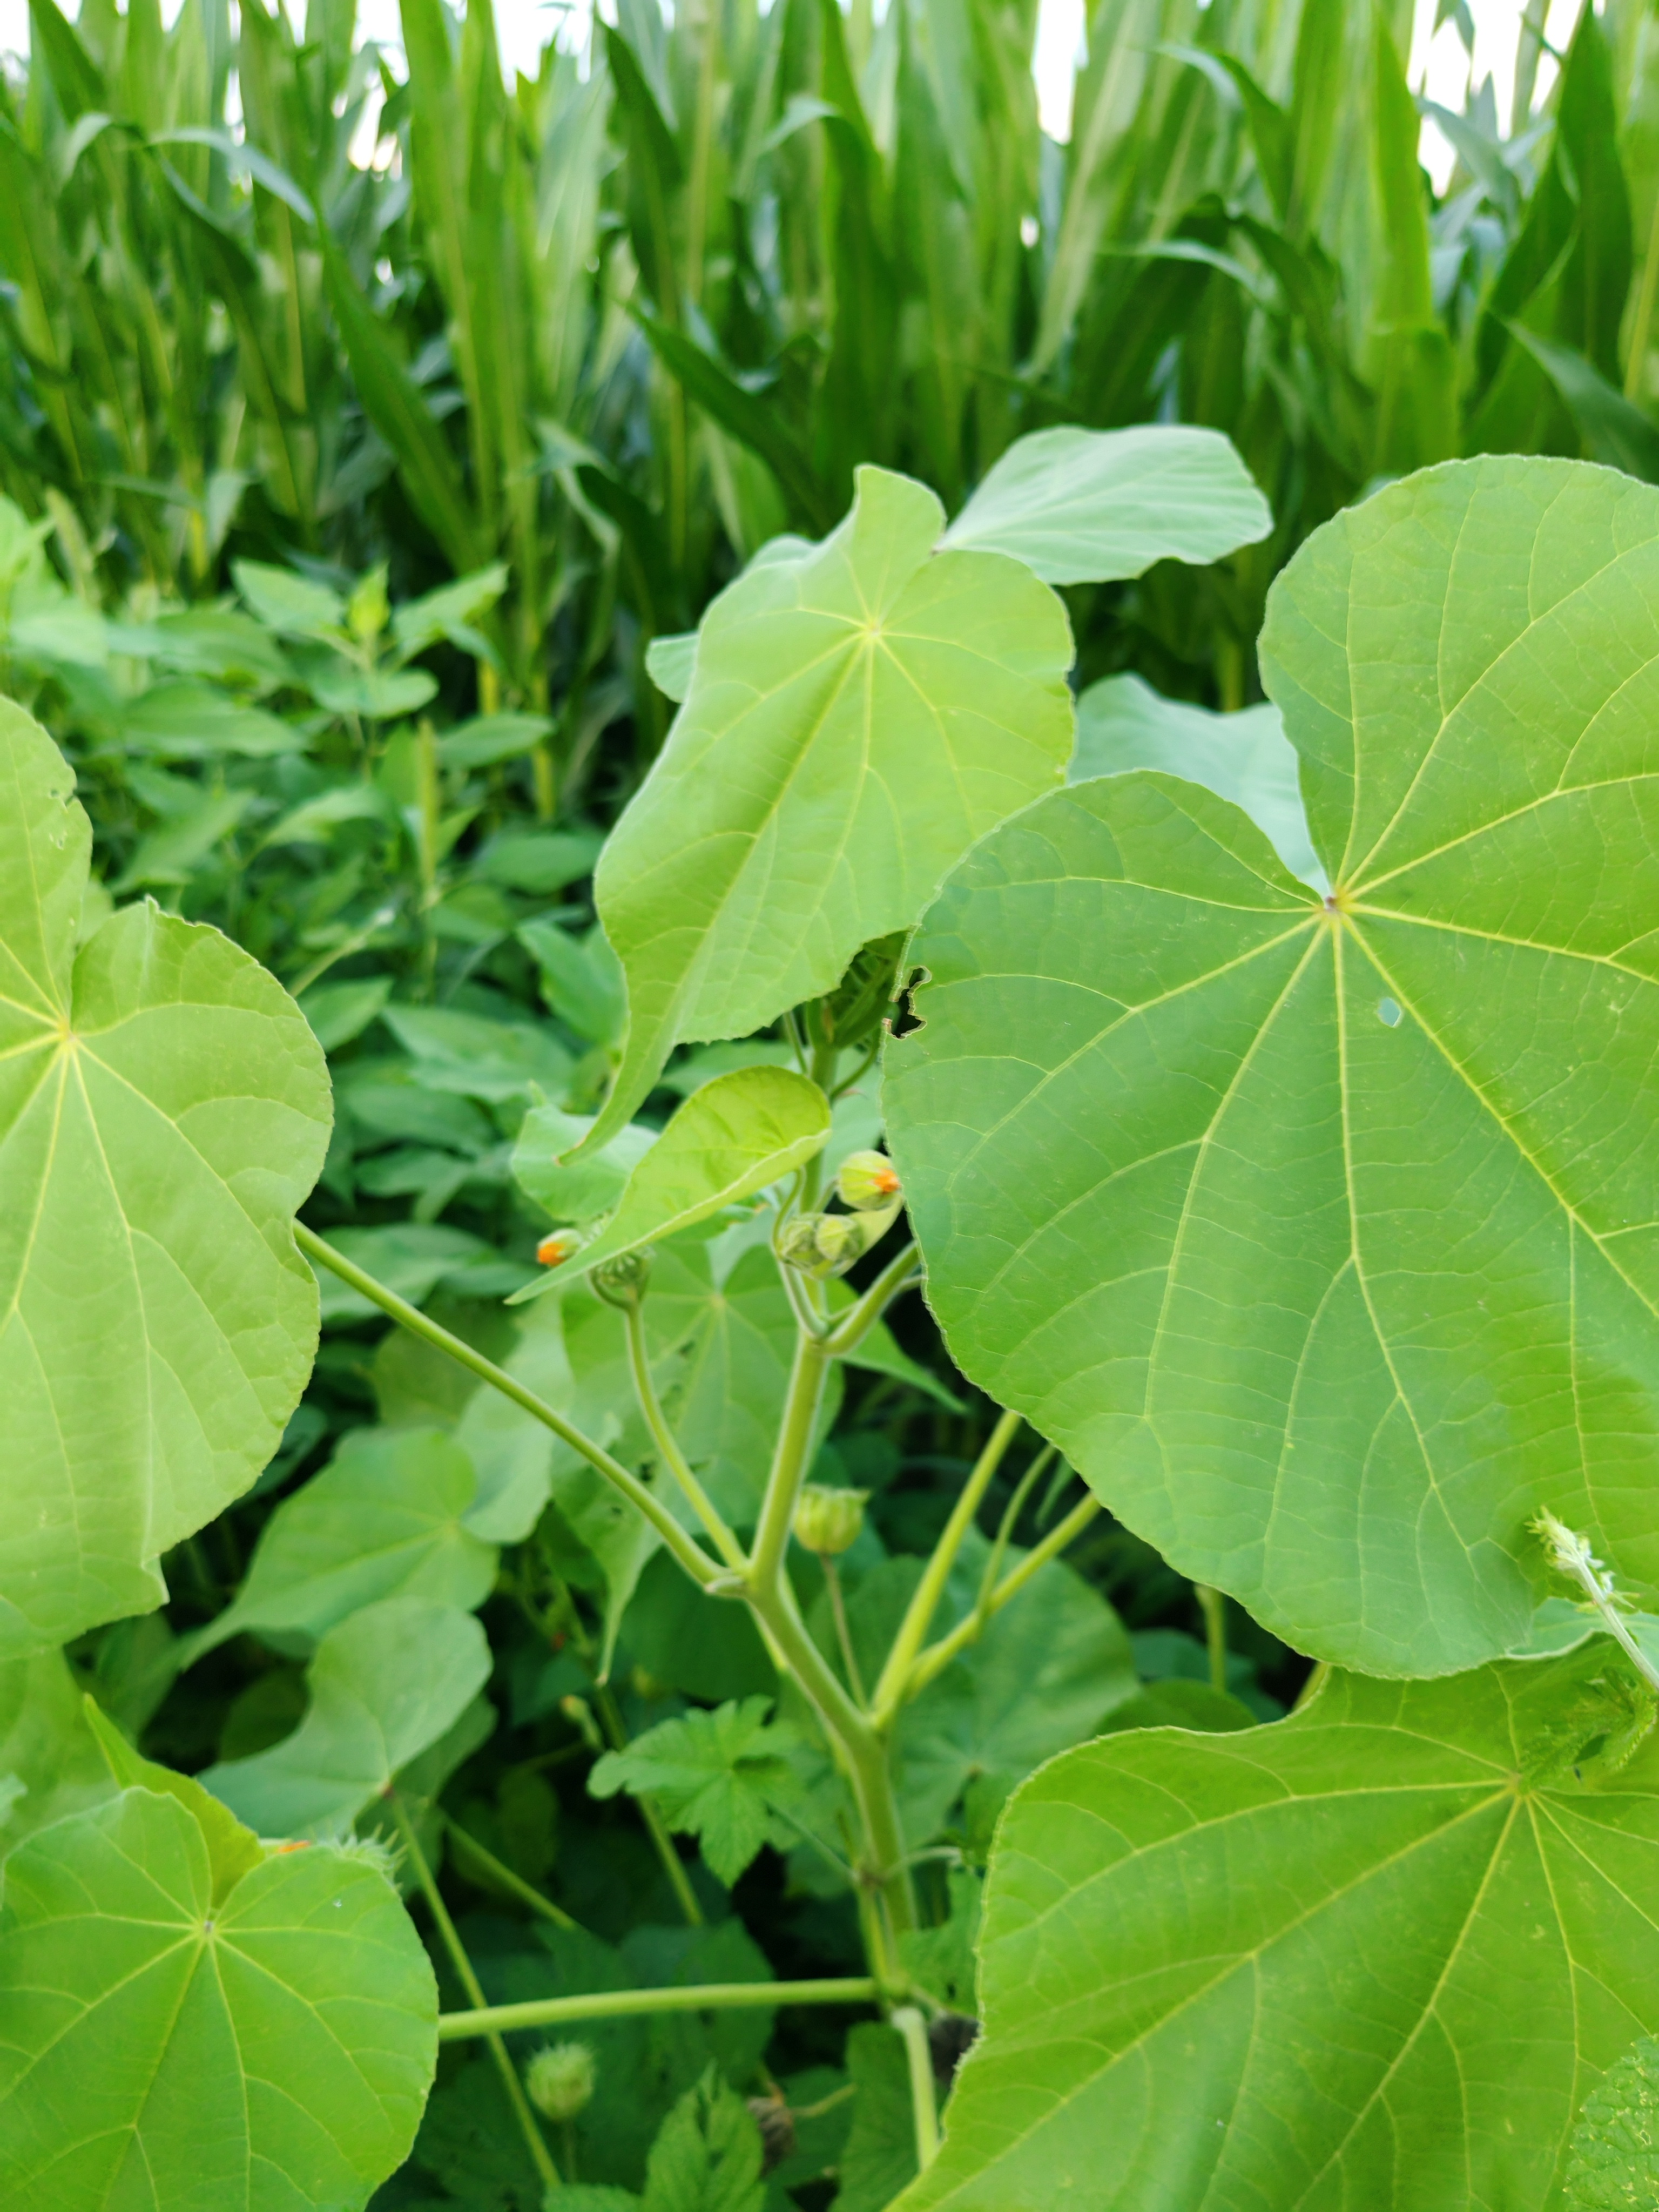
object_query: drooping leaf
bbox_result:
[180,1426,497,1662]
[645,631,697,702]
[0,1785,435,2208]
[203,1595,491,1838]
[0,702,330,1656]
[588,1697,800,1886]
[1071,672,1324,888]
[939,424,1271,585]
[892,1645,1659,2212]
[513,1105,659,1228]
[517,1067,832,1294]
[886,456,1659,1676]
[584,465,1074,1150]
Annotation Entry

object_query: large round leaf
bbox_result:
[894,1644,1659,2212]
[886,456,1659,1675]
[584,464,1075,1150]
[0,1784,436,2208]
[0,703,331,1655]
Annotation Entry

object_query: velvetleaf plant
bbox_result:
[4,438,1659,2211]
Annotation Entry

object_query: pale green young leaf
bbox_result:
[299,657,439,719]
[513,1104,659,1226]
[180,1426,497,1663]
[887,456,1659,1677]
[940,424,1271,585]
[0,1651,109,1853]
[1071,671,1324,888]
[893,1647,1659,2212]
[0,703,330,1657]
[203,1595,491,1839]
[517,1067,831,1294]
[646,630,697,700]
[231,556,344,639]
[589,1697,800,1885]
[0,1788,435,2209]
[585,466,1074,1150]
[390,560,510,661]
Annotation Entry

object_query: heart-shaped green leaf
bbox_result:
[0,1784,435,2208]
[203,1595,491,1839]
[584,464,1074,1150]
[939,424,1271,585]
[895,1644,1659,2212]
[1071,671,1323,889]
[515,1065,831,1295]
[181,1427,497,1664]
[886,456,1659,1675]
[0,703,331,1657]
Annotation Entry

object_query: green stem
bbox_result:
[1196,1585,1228,1695]
[1628,185,1659,401]
[821,1555,867,1705]
[822,1241,921,1356]
[749,1331,833,1591]
[443,1816,581,1932]
[870,1411,1022,1729]
[892,2006,940,2170]
[439,1977,880,2042]
[901,1493,1103,1705]
[623,1299,746,1571]
[388,1795,559,2190]
[594,1684,705,1927]
[296,1225,719,1590]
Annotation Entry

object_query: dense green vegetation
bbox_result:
[8,2,1659,2208]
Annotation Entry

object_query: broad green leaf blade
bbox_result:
[203,1595,491,1838]
[887,455,1659,1676]
[0,1786,436,2209]
[513,1106,658,1228]
[894,1647,1659,2212]
[0,704,331,1657]
[641,2069,766,2212]
[585,465,1074,1151]
[82,1700,265,1903]
[1071,672,1324,889]
[939,426,1271,585]
[182,1426,497,1663]
[0,1653,109,1852]
[646,631,696,702]
[518,1067,831,1293]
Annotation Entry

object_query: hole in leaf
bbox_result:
[1377,996,1402,1028]
[888,966,929,1039]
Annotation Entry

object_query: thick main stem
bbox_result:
[389,1795,559,2190]
[296,1225,719,1589]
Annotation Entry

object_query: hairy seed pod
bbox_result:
[525,2041,597,2122]
[793,1484,869,1556]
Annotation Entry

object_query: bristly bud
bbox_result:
[525,2041,596,2122]
[536,1229,584,1268]
[592,1248,652,1306]
[837,1150,901,1212]
[793,1484,869,1556]
[1534,1510,1616,1601]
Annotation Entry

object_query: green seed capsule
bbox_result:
[526,2040,597,2122]
[793,1483,869,1555]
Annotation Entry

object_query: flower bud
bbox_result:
[347,565,390,644]
[777,1212,839,1277]
[592,1248,652,1306]
[778,1202,901,1279]
[525,2041,596,2123]
[837,1150,901,1212]
[793,1484,868,1556]
[536,1229,583,1268]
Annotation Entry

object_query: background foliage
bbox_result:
[9,0,1659,2205]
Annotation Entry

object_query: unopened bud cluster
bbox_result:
[793,1483,868,1555]
[779,1155,903,1280]
[525,2041,596,2122]
[592,1249,652,1305]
